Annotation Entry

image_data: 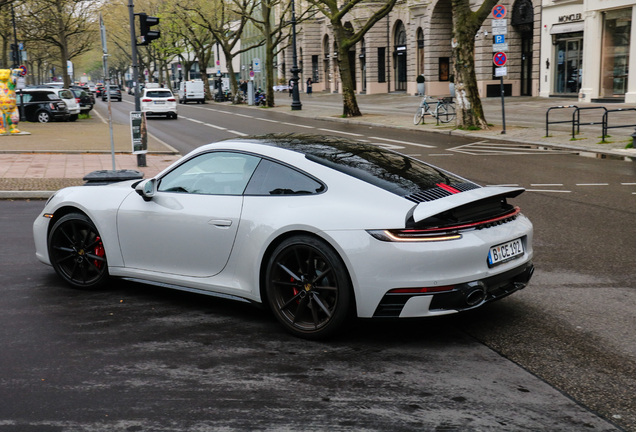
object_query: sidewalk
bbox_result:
[0,111,181,198]
[263,91,636,158]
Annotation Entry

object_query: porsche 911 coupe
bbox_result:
[34,134,534,339]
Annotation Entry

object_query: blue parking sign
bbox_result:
[494,34,505,44]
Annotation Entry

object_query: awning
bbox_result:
[550,22,585,34]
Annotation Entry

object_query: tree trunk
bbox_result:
[334,27,361,117]
[263,3,275,108]
[55,0,70,88]
[451,0,499,129]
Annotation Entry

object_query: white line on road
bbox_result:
[185,118,204,124]
[369,137,436,149]
[92,108,108,124]
[228,130,248,136]
[486,184,520,187]
[407,154,421,157]
[531,184,564,187]
[576,183,609,186]
[255,118,280,123]
[371,143,405,150]
[282,122,314,128]
[526,189,572,193]
[318,128,364,137]
[204,123,227,130]
[622,183,636,185]
[234,113,253,118]
[428,154,454,156]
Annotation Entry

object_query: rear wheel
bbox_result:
[414,107,424,125]
[437,103,456,123]
[265,235,352,339]
[48,213,109,289]
[37,111,51,123]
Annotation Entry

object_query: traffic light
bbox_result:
[138,13,160,45]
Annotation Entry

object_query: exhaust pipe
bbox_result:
[461,281,487,307]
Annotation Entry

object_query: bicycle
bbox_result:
[413,96,456,125]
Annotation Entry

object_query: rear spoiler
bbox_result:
[412,186,525,223]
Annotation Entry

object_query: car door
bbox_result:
[116,151,261,277]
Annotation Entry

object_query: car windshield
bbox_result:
[254,134,469,197]
[146,90,173,98]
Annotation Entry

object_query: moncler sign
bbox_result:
[558,13,582,23]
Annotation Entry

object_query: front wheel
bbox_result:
[265,235,353,339]
[48,213,109,289]
[414,107,424,125]
[437,103,456,123]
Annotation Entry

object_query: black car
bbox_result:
[70,88,93,113]
[101,86,122,101]
[71,85,95,104]
[17,89,70,123]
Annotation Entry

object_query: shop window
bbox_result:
[312,55,319,83]
[601,8,632,98]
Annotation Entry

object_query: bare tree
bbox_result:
[305,0,397,117]
[451,0,499,129]
[20,0,96,87]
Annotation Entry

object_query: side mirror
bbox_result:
[135,178,157,201]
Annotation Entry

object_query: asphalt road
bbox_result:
[0,201,620,432]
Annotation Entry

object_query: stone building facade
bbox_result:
[281,0,541,98]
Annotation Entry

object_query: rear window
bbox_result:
[59,90,73,99]
[258,135,468,197]
[146,90,173,98]
[45,93,61,101]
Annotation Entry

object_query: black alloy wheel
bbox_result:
[266,235,352,339]
[48,213,109,289]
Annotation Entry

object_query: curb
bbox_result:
[0,191,54,199]
[232,102,636,159]
[0,150,179,155]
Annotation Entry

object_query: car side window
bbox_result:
[18,93,32,103]
[158,152,261,196]
[244,159,325,195]
[46,93,60,101]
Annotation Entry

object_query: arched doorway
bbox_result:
[416,28,424,77]
[512,0,534,96]
[393,21,407,91]
[323,35,330,91]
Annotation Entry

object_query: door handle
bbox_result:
[209,219,232,227]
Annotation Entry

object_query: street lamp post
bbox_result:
[290,0,302,111]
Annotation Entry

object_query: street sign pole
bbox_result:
[492,5,508,134]
[128,0,146,167]
[100,14,117,171]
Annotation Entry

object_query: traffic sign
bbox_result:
[492,5,507,19]
[249,70,255,78]
[492,26,507,35]
[492,19,507,27]
[494,35,505,44]
[18,65,27,76]
[253,58,261,73]
[495,67,507,77]
[492,43,509,52]
[493,52,507,67]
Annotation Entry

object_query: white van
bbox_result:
[178,80,205,104]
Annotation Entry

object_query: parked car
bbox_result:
[95,84,104,97]
[16,89,70,123]
[101,85,122,102]
[70,88,93,114]
[43,88,81,121]
[141,88,178,119]
[178,80,205,104]
[33,135,534,339]
[72,85,95,105]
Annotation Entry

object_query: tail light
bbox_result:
[49,103,56,110]
[167,98,176,102]
[75,98,80,103]
[142,98,152,102]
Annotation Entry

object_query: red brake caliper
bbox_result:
[94,236,105,269]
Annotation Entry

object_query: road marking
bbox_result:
[234,113,252,118]
[228,130,248,136]
[428,154,454,156]
[449,141,574,156]
[369,137,436,149]
[576,183,609,186]
[487,184,519,187]
[122,100,134,105]
[92,108,108,124]
[531,184,563,187]
[407,154,421,157]
[370,142,405,150]
[282,122,314,128]
[147,132,180,154]
[204,123,227,130]
[255,118,279,123]
[526,189,572,193]
[621,183,636,185]
[185,118,204,124]
[318,128,364,137]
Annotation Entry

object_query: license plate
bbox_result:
[488,238,524,267]
[154,101,165,104]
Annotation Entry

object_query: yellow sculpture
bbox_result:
[0,69,21,135]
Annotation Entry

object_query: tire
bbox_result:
[437,103,456,123]
[48,213,109,290]
[265,235,353,339]
[37,111,51,123]
[414,108,424,125]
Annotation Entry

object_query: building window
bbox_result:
[312,55,319,83]
[600,8,632,98]
[378,47,386,83]
[439,57,450,81]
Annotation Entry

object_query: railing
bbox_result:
[602,108,636,141]
[546,105,577,137]
[571,106,607,139]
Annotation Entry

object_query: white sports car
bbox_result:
[34,134,534,339]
